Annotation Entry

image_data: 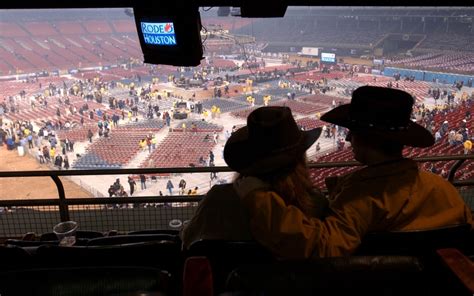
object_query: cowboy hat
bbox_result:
[321,86,434,148]
[224,106,321,175]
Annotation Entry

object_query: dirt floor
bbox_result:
[0,148,93,200]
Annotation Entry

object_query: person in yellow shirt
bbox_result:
[246,95,255,106]
[263,95,271,106]
[211,105,217,119]
[139,139,146,150]
[464,139,472,155]
[49,147,55,160]
[233,86,472,259]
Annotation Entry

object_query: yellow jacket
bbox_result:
[464,140,472,150]
[241,159,472,259]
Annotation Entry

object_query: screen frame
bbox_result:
[133,5,204,66]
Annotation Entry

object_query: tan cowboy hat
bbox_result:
[224,106,321,175]
[321,86,434,148]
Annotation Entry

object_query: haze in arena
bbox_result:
[0,6,472,233]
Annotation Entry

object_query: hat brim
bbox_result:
[224,127,322,175]
[321,104,435,148]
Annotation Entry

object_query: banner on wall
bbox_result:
[383,67,474,84]
[299,47,320,57]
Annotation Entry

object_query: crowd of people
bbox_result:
[0,119,74,170]
[1,55,472,231]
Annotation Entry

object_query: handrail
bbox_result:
[0,195,202,207]
[448,159,466,183]
[0,155,472,228]
[51,175,69,221]
[0,154,472,178]
[0,154,474,221]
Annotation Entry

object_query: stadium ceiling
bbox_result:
[0,0,471,9]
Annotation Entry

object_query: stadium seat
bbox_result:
[355,223,473,257]
[128,229,180,236]
[185,240,274,294]
[5,239,60,247]
[224,256,425,296]
[182,256,213,296]
[0,266,171,296]
[436,248,474,295]
[40,230,104,241]
[353,223,474,296]
[87,234,180,246]
[35,241,182,295]
[0,245,33,272]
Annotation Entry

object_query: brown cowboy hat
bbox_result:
[321,86,434,148]
[224,106,321,175]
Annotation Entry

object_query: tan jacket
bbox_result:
[241,159,473,259]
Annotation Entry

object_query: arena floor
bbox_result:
[0,148,92,200]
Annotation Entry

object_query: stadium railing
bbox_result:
[0,154,472,239]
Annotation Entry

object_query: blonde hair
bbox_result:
[235,156,319,217]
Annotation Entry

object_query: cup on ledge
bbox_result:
[53,221,78,246]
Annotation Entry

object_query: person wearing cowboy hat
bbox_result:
[234,86,473,259]
[181,107,328,250]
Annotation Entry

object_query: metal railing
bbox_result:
[0,154,473,238]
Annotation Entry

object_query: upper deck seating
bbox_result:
[82,20,113,34]
[55,21,86,34]
[0,22,29,37]
[111,20,137,33]
[22,22,58,36]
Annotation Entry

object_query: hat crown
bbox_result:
[319,86,435,148]
[349,86,413,129]
[224,106,322,175]
[247,107,302,150]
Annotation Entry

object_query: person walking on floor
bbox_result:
[63,155,70,170]
[128,176,137,196]
[166,180,174,195]
[139,174,146,190]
